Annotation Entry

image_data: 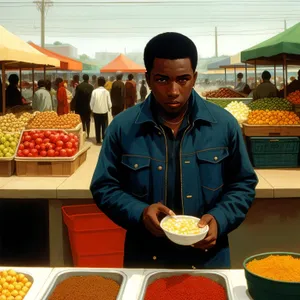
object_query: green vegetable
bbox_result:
[248,97,292,111]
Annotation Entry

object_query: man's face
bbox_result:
[146,58,197,114]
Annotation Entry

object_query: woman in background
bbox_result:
[56,78,69,115]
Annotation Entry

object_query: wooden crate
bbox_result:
[15,144,90,177]
[0,159,15,177]
[243,123,300,137]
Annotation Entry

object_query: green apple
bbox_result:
[0,145,4,151]
[8,137,14,142]
[3,148,8,154]
[4,141,10,148]
[5,152,12,158]
[9,148,14,154]
[10,141,17,148]
[0,152,3,158]
[0,137,6,144]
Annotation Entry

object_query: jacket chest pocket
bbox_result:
[121,155,151,199]
[196,148,229,192]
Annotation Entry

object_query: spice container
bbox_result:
[40,269,127,300]
[244,252,300,300]
[139,270,233,300]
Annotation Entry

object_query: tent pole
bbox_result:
[254,60,257,87]
[274,65,277,88]
[283,55,287,98]
[19,68,22,96]
[43,65,46,80]
[225,68,227,85]
[2,64,6,114]
[245,63,248,84]
[234,67,237,87]
[32,66,35,99]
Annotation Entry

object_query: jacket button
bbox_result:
[214,156,218,161]
[134,164,139,169]
[186,195,193,199]
[153,256,157,260]
[157,166,163,171]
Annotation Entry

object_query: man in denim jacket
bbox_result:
[90,32,258,269]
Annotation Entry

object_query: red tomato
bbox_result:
[28,153,33,157]
[74,142,79,149]
[40,150,47,157]
[35,145,41,151]
[55,146,62,152]
[44,138,50,144]
[66,148,73,157]
[44,131,52,138]
[66,142,73,149]
[73,135,79,142]
[69,138,76,145]
[40,143,46,151]
[21,136,25,142]
[29,142,35,149]
[19,144,25,150]
[60,149,67,157]
[23,132,29,136]
[47,149,55,157]
[68,133,75,138]
[62,135,70,143]
[54,151,60,156]
[50,134,58,144]
[32,133,39,140]
[31,148,38,157]
[17,150,24,157]
[39,133,45,139]
[35,138,43,145]
[23,149,29,156]
[56,140,64,147]
[24,135,32,142]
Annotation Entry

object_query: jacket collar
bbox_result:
[135,89,217,125]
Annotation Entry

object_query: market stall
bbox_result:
[0,25,60,114]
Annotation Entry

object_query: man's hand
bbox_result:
[143,203,175,237]
[192,214,218,250]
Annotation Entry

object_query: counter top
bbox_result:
[0,142,300,199]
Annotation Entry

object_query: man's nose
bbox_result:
[167,82,180,98]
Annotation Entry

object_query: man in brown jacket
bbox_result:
[124,74,137,109]
[253,71,278,100]
[110,73,125,117]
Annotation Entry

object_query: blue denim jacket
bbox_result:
[90,90,258,268]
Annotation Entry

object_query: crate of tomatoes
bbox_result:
[15,130,90,177]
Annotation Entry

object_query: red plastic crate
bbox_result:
[62,204,126,268]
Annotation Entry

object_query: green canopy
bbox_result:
[241,22,300,65]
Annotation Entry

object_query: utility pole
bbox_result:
[215,26,218,58]
[284,20,287,30]
[34,0,53,48]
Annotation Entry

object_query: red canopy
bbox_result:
[100,54,145,73]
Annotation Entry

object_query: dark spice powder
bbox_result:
[145,274,227,300]
[48,275,120,300]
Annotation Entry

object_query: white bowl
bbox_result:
[160,215,209,246]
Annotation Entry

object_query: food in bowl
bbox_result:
[162,216,201,235]
[246,254,300,282]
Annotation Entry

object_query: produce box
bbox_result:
[248,137,300,168]
[15,143,90,177]
[0,157,15,177]
[243,123,300,137]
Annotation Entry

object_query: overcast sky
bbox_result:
[0,0,299,58]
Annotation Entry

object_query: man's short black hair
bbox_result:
[8,74,19,85]
[128,74,134,80]
[144,32,198,73]
[73,74,79,81]
[116,73,123,80]
[38,79,45,88]
[98,76,106,87]
[83,74,89,81]
[262,71,271,80]
[237,73,244,79]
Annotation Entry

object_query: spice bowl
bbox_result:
[160,215,209,246]
[243,252,300,300]
[39,269,127,300]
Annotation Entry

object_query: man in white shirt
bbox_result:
[90,76,112,144]
[32,80,53,112]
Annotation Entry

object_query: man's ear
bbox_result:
[145,72,151,90]
[193,72,198,87]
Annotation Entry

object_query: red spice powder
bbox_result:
[145,274,227,300]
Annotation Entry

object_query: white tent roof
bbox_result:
[0,26,60,68]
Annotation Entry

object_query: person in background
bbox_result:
[5,74,25,108]
[110,73,125,117]
[140,79,148,102]
[32,80,53,112]
[90,32,258,269]
[124,74,137,109]
[70,75,80,112]
[56,78,69,115]
[91,75,97,88]
[74,74,94,138]
[290,76,296,83]
[90,76,112,144]
[45,80,57,112]
[253,71,278,100]
[287,70,300,94]
[234,73,251,95]
[104,76,114,92]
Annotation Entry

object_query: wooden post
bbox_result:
[43,65,46,80]
[283,55,287,98]
[234,67,237,87]
[1,64,6,114]
[32,66,35,99]
[225,68,227,85]
[245,63,248,84]
[274,65,277,88]
[254,60,257,87]
[19,68,22,96]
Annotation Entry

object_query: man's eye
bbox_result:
[178,79,188,84]
[156,78,167,83]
